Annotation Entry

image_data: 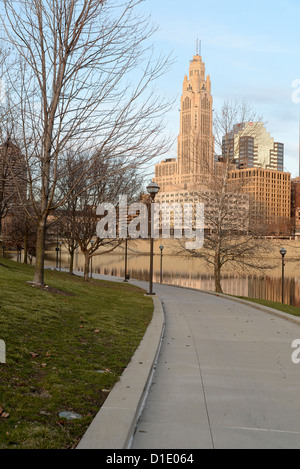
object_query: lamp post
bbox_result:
[56,230,59,269]
[124,237,129,282]
[146,181,160,295]
[90,240,94,278]
[280,247,287,304]
[59,242,62,271]
[159,245,164,284]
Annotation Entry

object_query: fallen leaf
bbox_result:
[56,420,65,426]
[94,329,100,333]
[1,412,9,418]
[30,352,38,358]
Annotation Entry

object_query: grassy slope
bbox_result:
[0,259,153,449]
[235,296,300,317]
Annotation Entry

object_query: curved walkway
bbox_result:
[130,282,300,449]
[74,272,300,449]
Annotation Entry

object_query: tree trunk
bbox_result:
[23,231,28,264]
[69,249,74,275]
[33,218,47,285]
[214,252,223,293]
[83,253,90,282]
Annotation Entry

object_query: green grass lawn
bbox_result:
[235,296,300,317]
[0,258,153,449]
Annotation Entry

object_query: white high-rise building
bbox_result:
[222,122,284,171]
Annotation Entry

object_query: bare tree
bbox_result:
[2,203,37,264]
[0,144,16,235]
[0,0,174,285]
[0,47,27,238]
[57,151,144,280]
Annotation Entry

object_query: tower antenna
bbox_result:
[196,38,202,56]
[299,113,300,177]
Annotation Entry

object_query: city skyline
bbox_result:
[143,0,300,178]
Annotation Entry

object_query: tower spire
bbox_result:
[196,38,201,56]
[299,114,300,177]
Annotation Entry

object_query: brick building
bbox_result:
[0,141,27,235]
[228,167,291,234]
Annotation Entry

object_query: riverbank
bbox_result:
[6,237,300,307]
[235,296,300,317]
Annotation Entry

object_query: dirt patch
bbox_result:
[26,281,76,297]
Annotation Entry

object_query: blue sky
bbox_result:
[142,0,300,177]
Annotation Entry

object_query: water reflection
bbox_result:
[7,250,300,307]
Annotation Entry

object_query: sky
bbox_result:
[141,0,300,177]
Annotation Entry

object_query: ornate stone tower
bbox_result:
[177,53,214,184]
[153,50,214,192]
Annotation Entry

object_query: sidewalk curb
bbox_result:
[76,294,165,450]
[161,282,300,326]
[209,291,300,326]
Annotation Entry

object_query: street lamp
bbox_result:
[56,230,59,269]
[59,242,62,271]
[159,245,164,284]
[280,247,287,304]
[146,181,160,295]
[90,240,94,278]
[124,238,129,282]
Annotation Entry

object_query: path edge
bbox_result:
[163,282,300,326]
[76,294,165,450]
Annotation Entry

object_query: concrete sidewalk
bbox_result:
[76,276,165,450]
[131,282,300,449]
[75,273,300,449]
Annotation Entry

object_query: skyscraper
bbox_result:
[154,52,214,191]
[152,50,291,236]
[177,54,214,181]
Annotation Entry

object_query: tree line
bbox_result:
[0,0,174,284]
